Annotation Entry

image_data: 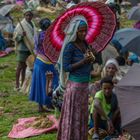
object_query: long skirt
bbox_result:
[57,81,89,140]
[29,58,59,106]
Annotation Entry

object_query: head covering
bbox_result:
[78,20,87,28]
[101,58,122,81]
[39,18,51,31]
[23,8,33,15]
[57,16,87,92]
[128,53,139,63]
[105,58,119,71]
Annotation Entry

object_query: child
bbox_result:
[90,77,122,140]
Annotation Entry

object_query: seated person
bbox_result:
[90,76,122,140]
[89,58,121,97]
[115,56,130,76]
[126,53,140,66]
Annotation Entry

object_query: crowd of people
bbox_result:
[0,0,140,140]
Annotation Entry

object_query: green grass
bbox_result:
[0,7,61,139]
[0,53,57,140]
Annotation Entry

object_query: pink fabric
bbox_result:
[57,81,89,140]
[133,21,140,29]
[16,0,24,6]
[8,115,58,138]
[0,51,8,57]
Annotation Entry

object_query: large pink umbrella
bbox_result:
[43,1,116,63]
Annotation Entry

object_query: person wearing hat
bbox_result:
[13,9,37,91]
[29,18,59,112]
[126,53,140,66]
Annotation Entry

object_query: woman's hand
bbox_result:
[83,50,95,64]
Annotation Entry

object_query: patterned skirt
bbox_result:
[57,81,89,140]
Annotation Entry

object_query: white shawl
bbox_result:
[101,58,122,81]
[57,16,87,92]
[14,18,37,53]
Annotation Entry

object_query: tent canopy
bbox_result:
[115,63,140,140]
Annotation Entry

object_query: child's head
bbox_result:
[39,18,51,31]
[100,76,114,97]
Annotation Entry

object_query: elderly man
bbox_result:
[13,9,37,90]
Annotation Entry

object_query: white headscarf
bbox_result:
[101,58,122,81]
[57,16,87,92]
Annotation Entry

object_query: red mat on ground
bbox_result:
[0,51,7,57]
[8,115,58,138]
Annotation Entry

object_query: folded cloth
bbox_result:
[8,115,58,138]
[0,51,7,57]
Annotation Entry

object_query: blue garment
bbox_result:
[34,31,46,55]
[128,53,139,63]
[0,32,6,51]
[29,58,59,105]
[50,0,56,6]
[63,42,92,79]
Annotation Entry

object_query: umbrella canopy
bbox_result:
[0,4,15,16]
[115,63,140,140]
[128,6,140,20]
[128,0,139,6]
[113,28,140,56]
[43,1,116,63]
[0,15,11,30]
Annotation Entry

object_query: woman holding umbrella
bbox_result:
[57,17,95,140]
[41,2,116,139]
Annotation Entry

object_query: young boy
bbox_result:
[91,76,121,139]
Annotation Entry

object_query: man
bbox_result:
[92,76,121,139]
[13,9,37,90]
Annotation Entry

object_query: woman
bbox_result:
[29,18,59,112]
[101,58,122,83]
[57,17,95,140]
[90,58,121,96]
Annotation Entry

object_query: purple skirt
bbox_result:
[57,81,89,140]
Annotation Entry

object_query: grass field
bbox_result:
[0,7,59,139]
[0,5,134,140]
[0,53,57,140]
